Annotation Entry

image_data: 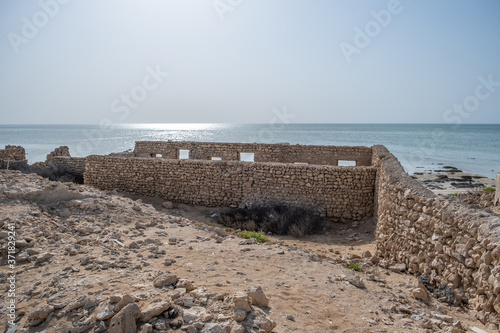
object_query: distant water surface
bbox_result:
[0,123,498,178]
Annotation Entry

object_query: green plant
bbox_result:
[239,230,269,243]
[449,193,458,197]
[483,187,496,192]
[347,262,363,272]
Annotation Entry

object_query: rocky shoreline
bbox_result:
[0,170,495,332]
[412,166,495,195]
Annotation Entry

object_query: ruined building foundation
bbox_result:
[2,141,500,323]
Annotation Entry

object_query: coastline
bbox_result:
[411,165,496,195]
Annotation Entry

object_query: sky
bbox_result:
[0,0,499,125]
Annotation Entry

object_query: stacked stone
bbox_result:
[84,156,376,221]
[134,141,373,166]
[0,145,27,168]
[45,146,86,176]
[373,145,500,325]
[0,145,26,161]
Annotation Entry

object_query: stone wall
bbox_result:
[47,156,86,175]
[373,145,500,324]
[0,145,27,168]
[84,156,377,221]
[0,145,26,161]
[45,146,86,176]
[134,141,372,166]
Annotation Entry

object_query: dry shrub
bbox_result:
[214,202,327,237]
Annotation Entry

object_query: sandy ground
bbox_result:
[0,170,495,332]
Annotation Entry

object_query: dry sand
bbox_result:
[0,170,494,332]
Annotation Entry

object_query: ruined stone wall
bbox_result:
[0,145,26,161]
[45,146,86,176]
[373,145,500,324]
[47,156,86,175]
[84,156,376,221]
[134,141,372,166]
[0,145,27,169]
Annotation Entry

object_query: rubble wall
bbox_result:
[134,141,373,166]
[373,145,500,323]
[47,156,86,176]
[0,145,26,161]
[84,156,377,221]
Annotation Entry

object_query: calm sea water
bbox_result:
[0,124,498,178]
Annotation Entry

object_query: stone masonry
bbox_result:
[45,146,86,176]
[134,141,372,166]
[373,145,500,324]
[84,155,376,221]
[0,145,27,168]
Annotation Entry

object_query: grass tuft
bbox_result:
[483,187,496,193]
[239,230,268,243]
[347,262,363,272]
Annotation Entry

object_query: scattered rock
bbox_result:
[154,273,179,288]
[113,294,135,312]
[348,276,366,289]
[388,263,406,273]
[233,292,252,312]
[247,285,269,307]
[28,304,54,326]
[140,301,171,322]
[108,302,141,333]
[183,306,207,324]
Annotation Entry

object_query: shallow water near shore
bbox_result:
[0,123,498,178]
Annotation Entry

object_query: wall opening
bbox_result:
[239,152,254,162]
[178,149,190,160]
[338,160,356,166]
[211,157,222,161]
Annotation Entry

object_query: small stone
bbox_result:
[96,306,115,321]
[113,294,135,312]
[177,279,195,291]
[201,323,223,333]
[140,323,153,333]
[35,253,52,264]
[412,288,428,302]
[28,304,54,326]
[154,273,179,288]
[183,306,207,324]
[234,310,246,322]
[163,258,176,266]
[348,276,366,289]
[286,314,295,321]
[233,292,252,312]
[388,263,407,272]
[186,325,198,333]
[247,285,269,307]
[140,301,171,322]
[128,241,140,249]
[109,295,122,303]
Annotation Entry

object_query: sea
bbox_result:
[0,123,498,179]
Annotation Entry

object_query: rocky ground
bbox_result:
[0,170,494,333]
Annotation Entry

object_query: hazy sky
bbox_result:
[1,0,499,124]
